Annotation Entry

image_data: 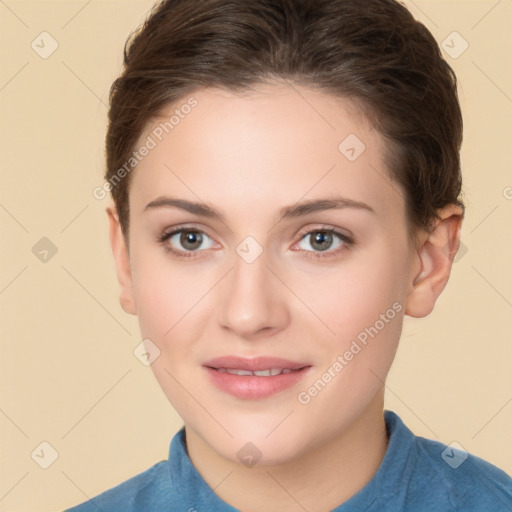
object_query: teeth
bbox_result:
[254,369,285,376]
[253,369,271,376]
[217,368,296,377]
[226,369,253,376]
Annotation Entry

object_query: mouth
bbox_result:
[214,367,300,376]
[203,356,312,400]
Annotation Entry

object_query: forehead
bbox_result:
[129,82,404,222]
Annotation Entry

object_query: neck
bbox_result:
[185,392,388,512]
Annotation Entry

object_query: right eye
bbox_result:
[159,228,217,258]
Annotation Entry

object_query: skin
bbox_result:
[108,81,463,512]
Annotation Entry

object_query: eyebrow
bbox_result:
[144,195,375,223]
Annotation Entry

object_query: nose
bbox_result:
[217,250,290,339]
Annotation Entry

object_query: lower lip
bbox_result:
[204,367,311,400]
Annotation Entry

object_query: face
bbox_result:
[115,82,421,465]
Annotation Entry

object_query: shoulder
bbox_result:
[64,460,175,512]
[378,411,512,512]
[409,434,512,510]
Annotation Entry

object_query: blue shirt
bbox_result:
[65,410,512,511]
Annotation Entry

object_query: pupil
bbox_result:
[181,231,202,250]
[311,231,332,251]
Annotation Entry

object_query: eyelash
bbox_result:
[157,225,354,261]
[295,226,354,260]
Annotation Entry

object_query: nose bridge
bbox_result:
[217,246,288,337]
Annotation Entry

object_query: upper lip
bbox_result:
[204,356,310,371]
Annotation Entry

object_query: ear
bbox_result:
[107,206,137,315]
[405,204,463,318]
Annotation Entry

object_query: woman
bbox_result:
[67,0,512,510]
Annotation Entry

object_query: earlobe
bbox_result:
[405,205,463,318]
[107,207,137,315]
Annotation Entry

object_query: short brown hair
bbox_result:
[105,0,464,237]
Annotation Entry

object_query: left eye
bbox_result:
[165,229,215,252]
[297,230,346,252]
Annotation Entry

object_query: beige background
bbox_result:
[0,1,511,510]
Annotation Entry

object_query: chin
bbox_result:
[193,409,317,466]
[226,434,308,467]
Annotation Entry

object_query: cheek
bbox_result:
[129,243,200,339]
[129,254,212,407]
[292,242,408,345]
[128,244,226,385]
[290,251,406,427]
